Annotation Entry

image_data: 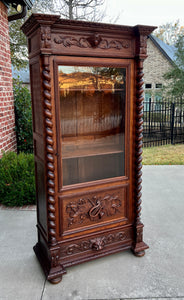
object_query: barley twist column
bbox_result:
[42,59,57,247]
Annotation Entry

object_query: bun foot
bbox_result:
[49,276,62,284]
[131,240,149,257]
[132,250,145,257]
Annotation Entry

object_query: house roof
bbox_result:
[149,35,176,64]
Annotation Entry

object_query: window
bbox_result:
[144,93,151,112]
[155,83,162,89]
[145,83,152,89]
[154,94,162,111]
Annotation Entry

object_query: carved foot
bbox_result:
[131,241,149,257]
[49,276,62,284]
[132,249,145,257]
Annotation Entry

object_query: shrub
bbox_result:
[0,152,36,206]
[13,79,33,153]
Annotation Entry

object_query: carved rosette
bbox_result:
[42,57,57,247]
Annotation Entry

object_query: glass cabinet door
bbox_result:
[58,66,126,186]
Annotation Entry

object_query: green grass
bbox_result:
[142,144,184,165]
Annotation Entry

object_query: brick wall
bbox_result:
[0,2,17,157]
[143,38,173,98]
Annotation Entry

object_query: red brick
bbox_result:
[0,2,17,157]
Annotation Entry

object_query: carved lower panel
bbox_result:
[60,186,128,234]
[60,227,133,258]
[66,194,122,227]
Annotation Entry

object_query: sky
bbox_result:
[105,0,184,27]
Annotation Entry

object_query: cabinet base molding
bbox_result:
[34,228,148,283]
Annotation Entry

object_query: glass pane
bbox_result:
[59,66,126,186]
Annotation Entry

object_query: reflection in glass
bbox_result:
[59,66,126,186]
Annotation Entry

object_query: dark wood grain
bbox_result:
[22,14,156,284]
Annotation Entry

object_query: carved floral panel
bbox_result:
[60,188,128,233]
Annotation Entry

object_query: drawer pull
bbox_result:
[90,237,105,251]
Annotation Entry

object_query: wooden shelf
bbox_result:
[62,145,124,159]
[62,133,124,159]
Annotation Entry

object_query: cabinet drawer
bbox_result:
[59,226,133,265]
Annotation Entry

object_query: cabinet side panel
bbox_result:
[35,160,47,234]
[30,63,43,136]
[30,61,47,236]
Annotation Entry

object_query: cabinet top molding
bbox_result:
[21,14,156,60]
[21,13,156,38]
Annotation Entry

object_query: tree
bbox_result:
[13,78,33,153]
[8,6,30,70]
[154,20,184,45]
[9,1,106,69]
[32,0,106,22]
[31,0,57,14]
[57,0,106,22]
[9,0,119,69]
[163,35,184,98]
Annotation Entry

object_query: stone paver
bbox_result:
[0,166,184,300]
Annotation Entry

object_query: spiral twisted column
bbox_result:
[42,59,57,247]
[135,59,144,227]
[132,58,149,257]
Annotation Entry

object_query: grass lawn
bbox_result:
[142,144,184,165]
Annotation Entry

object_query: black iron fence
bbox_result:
[143,98,184,147]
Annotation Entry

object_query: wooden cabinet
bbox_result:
[22,14,155,284]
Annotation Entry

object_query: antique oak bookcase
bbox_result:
[22,14,155,283]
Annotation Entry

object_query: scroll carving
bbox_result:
[66,194,121,227]
[42,59,57,246]
[54,35,130,50]
[62,231,128,255]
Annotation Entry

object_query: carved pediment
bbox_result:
[54,35,130,50]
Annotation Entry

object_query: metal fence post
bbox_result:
[148,98,151,136]
[171,102,175,145]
